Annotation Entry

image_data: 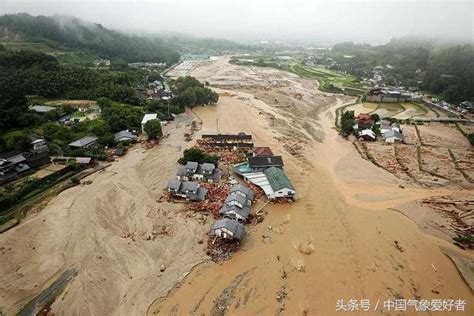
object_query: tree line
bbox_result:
[0,13,180,64]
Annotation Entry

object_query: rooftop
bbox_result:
[248,156,284,168]
[211,218,245,240]
[229,184,255,201]
[68,136,98,148]
[114,130,138,142]
[264,166,295,192]
[253,146,273,156]
[30,105,56,113]
[141,113,158,124]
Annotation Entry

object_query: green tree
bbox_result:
[468,133,474,146]
[178,148,218,166]
[340,110,355,136]
[144,119,162,139]
[4,131,31,151]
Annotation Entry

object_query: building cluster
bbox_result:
[366,87,413,103]
[366,86,471,118]
[176,161,222,183]
[354,114,404,143]
[137,80,173,102]
[210,183,255,242]
[0,134,50,183]
[166,161,223,201]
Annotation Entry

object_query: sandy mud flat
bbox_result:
[0,57,472,315]
[148,57,473,315]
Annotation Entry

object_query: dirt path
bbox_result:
[148,57,473,315]
[0,114,210,315]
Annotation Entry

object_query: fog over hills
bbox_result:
[1,0,472,44]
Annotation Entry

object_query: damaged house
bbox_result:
[166,179,208,201]
[176,161,221,183]
[210,218,245,241]
[220,184,255,222]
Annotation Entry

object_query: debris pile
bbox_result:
[188,182,231,217]
[421,195,473,249]
[206,238,240,262]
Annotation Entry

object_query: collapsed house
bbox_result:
[167,179,208,201]
[210,218,245,241]
[199,133,254,152]
[176,161,221,183]
[219,184,255,222]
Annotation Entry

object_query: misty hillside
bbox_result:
[0,13,180,64]
[155,32,249,54]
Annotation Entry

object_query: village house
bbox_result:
[114,130,138,143]
[225,193,251,209]
[229,184,255,203]
[141,113,158,133]
[0,151,30,183]
[166,179,208,201]
[176,161,221,183]
[248,155,284,172]
[264,166,296,199]
[355,113,374,130]
[252,146,273,157]
[68,136,98,149]
[219,183,255,222]
[210,218,245,241]
[29,134,48,153]
[383,130,405,143]
[25,151,51,169]
[358,129,376,141]
[219,204,251,223]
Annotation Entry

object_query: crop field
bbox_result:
[283,63,366,94]
[355,123,473,187]
[346,102,439,120]
[230,56,366,95]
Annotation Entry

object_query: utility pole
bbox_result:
[216,118,219,134]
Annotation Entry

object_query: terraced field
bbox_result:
[346,102,439,120]
[284,64,366,94]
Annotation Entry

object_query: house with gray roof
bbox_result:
[30,105,56,113]
[225,194,250,209]
[166,180,208,201]
[114,130,138,142]
[68,136,98,149]
[383,130,404,143]
[176,161,221,183]
[229,184,255,203]
[248,155,284,172]
[219,204,251,223]
[211,218,245,241]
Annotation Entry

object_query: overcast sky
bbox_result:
[1,0,472,44]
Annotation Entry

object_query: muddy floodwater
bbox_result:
[148,58,473,315]
[0,57,472,316]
